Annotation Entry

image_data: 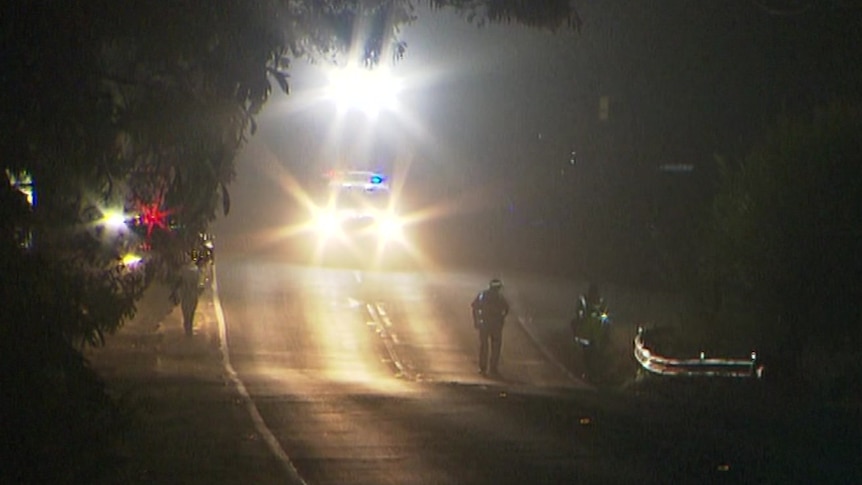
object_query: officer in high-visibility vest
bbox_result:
[571,283,608,348]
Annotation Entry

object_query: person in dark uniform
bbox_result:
[471,278,510,376]
[179,259,201,336]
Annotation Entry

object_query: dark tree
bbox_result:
[699,102,862,389]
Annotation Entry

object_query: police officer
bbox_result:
[179,258,202,336]
[471,278,510,376]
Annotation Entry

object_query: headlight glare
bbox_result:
[315,211,341,237]
[377,214,404,242]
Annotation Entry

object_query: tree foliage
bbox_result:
[700,102,862,376]
[752,0,862,16]
[429,0,581,30]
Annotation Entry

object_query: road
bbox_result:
[202,162,859,485]
[215,256,600,485]
[203,230,859,485]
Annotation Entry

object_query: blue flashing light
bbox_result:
[370,174,384,185]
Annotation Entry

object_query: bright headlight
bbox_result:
[325,65,402,118]
[377,214,404,242]
[315,212,341,236]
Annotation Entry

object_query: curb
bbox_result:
[86,283,289,484]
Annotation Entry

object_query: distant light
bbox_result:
[100,208,128,232]
[659,164,695,173]
[370,175,384,184]
[598,96,610,121]
[7,169,35,207]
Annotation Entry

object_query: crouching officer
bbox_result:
[571,283,608,347]
[471,278,510,376]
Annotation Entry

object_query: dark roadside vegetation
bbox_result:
[3,2,862,483]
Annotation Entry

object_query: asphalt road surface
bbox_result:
[215,256,596,485]
[207,229,862,485]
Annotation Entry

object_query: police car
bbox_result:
[311,170,405,250]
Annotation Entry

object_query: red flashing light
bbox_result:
[137,202,171,239]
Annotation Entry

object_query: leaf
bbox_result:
[221,183,231,216]
[268,68,290,95]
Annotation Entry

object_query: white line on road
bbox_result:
[211,266,308,485]
[367,302,412,378]
[517,315,592,389]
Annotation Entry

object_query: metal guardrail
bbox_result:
[634,326,764,379]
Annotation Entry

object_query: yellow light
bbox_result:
[120,253,142,268]
[7,169,35,207]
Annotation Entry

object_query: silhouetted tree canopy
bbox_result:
[699,102,862,379]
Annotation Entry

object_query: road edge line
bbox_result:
[211,265,308,485]
[516,315,593,390]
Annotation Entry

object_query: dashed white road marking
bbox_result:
[211,266,308,485]
[367,302,412,378]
